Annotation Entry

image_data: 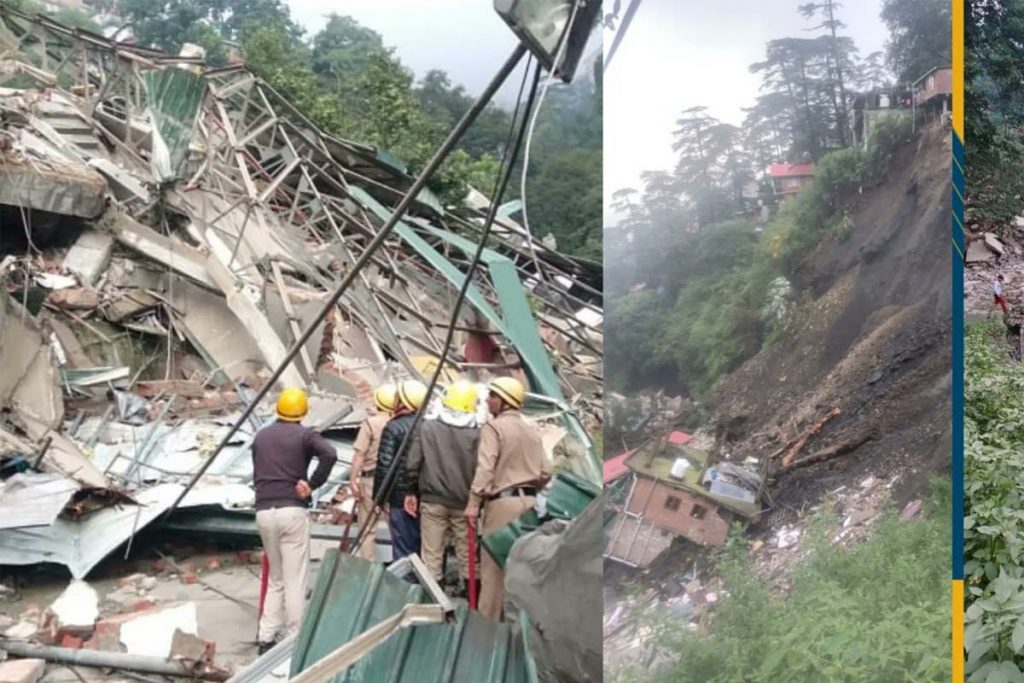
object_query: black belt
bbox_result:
[491,486,538,500]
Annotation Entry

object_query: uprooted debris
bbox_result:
[0,3,601,577]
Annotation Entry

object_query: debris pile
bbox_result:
[0,5,601,594]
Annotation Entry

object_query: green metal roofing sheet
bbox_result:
[141,67,206,180]
[347,187,599,482]
[482,472,601,569]
[290,550,532,683]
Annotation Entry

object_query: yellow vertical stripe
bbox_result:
[953,0,964,138]
[953,580,964,683]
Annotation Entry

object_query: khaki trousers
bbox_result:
[420,502,470,583]
[256,507,310,642]
[355,476,378,561]
[479,495,534,621]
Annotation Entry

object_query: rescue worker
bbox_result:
[404,380,480,590]
[349,384,397,560]
[252,387,337,654]
[374,379,427,566]
[465,377,551,620]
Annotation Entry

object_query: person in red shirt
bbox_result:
[995,275,1009,315]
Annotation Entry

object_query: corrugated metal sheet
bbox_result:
[142,67,206,180]
[291,551,532,683]
[0,483,255,577]
[0,472,79,530]
[482,473,600,569]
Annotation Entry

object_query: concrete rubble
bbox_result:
[0,6,603,680]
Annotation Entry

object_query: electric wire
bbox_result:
[349,57,543,558]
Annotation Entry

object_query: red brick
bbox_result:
[625,477,731,546]
[236,551,252,564]
[60,634,83,649]
[181,572,198,585]
[132,600,156,612]
[205,558,221,571]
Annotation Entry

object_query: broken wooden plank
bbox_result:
[781,433,875,472]
[780,406,841,466]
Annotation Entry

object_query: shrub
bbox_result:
[964,320,1024,681]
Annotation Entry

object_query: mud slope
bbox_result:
[715,122,952,516]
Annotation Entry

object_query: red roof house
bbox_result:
[604,450,635,484]
[769,163,815,197]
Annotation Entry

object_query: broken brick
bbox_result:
[133,599,156,612]
[60,634,84,649]
[236,550,252,564]
[181,572,199,585]
[205,558,221,571]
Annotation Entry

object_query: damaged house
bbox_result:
[604,432,764,568]
[0,5,602,585]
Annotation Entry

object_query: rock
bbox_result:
[0,658,45,683]
[141,577,158,591]
[984,233,1005,256]
[900,499,923,521]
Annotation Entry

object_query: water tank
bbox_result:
[669,458,690,480]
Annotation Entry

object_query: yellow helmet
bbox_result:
[443,380,478,414]
[276,387,308,422]
[374,383,397,413]
[488,377,525,409]
[397,379,428,411]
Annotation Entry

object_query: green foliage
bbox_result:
[110,6,599,250]
[615,482,951,683]
[526,148,602,254]
[966,0,1024,230]
[880,0,952,84]
[964,320,1024,681]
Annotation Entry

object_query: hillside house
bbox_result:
[769,163,815,198]
[912,66,952,121]
[849,87,912,148]
[604,433,763,567]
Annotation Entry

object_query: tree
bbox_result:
[799,1,855,145]
[119,0,302,64]
[880,0,951,84]
[855,51,890,91]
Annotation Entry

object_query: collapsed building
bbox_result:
[0,6,603,677]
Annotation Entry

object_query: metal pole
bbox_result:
[162,43,528,520]
[0,640,229,681]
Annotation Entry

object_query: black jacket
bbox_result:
[406,419,479,509]
[373,412,418,508]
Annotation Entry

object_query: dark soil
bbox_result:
[714,122,952,519]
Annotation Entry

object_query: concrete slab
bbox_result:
[62,230,114,286]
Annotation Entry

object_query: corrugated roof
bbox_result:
[0,472,79,530]
[290,551,532,683]
[603,450,634,484]
[769,162,815,178]
[667,431,692,445]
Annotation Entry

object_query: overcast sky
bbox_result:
[285,0,527,106]
[603,0,887,218]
